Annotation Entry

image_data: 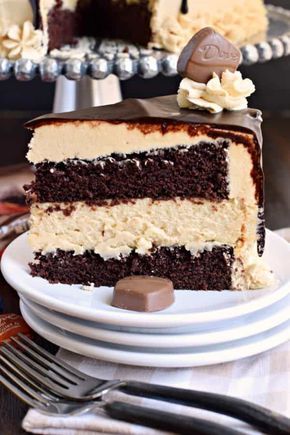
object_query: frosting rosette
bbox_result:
[2,21,44,62]
[177,70,255,113]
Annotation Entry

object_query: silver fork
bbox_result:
[1,333,290,435]
[0,345,242,435]
[0,334,123,400]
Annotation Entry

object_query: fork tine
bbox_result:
[18,334,86,380]
[0,371,48,411]
[0,363,53,404]
[0,353,61,400]
[10,336,79,384]
[2,343,71,387]
[0,347,73,396]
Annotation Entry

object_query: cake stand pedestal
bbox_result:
[53,75,122,113]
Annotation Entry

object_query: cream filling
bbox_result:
[29,197,274,289]
[27,122,236,163]
[29,197,258,258]
[149,0,268,52]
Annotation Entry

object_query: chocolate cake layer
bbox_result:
[45,0,152,51]
[77,0,152,47]
[27,142,229,203]
[30,245,234,290]
[46,4,78,51]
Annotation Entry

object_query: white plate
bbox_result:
[21,293,290,348]
[20,301,290,368]
[2,230,290,328]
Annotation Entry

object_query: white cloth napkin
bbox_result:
[23,340,290,434]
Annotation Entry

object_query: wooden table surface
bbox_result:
[0,114,289,435]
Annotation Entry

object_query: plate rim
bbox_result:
[2,229,290,328]
[20,292,290,348]
[20,300,290,368]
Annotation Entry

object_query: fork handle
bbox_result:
[122,381,290,435]
[105,400,242,435]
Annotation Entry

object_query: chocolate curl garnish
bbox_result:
[177,27,241,83]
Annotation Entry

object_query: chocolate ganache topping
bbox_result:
[26,95,262,149]
[29,0,39,26]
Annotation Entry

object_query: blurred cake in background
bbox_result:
[0,0,268,60]
[41,0,268,53]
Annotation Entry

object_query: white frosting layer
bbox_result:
[177,71,255,114]
[27,122,255,163]
[28,122,212,163]
[232,246,274,290]
[227,142,257,205]
[29,197,258,258]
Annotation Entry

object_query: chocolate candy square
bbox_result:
[112,276,174,312]
[177,27,241,83]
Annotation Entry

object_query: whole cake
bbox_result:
[0,0,268,59]
[25,28,272,290]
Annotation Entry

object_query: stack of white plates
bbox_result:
[2,230,290,368]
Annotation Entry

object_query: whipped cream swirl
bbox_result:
[2,21,44,62]
[177,70,255,113]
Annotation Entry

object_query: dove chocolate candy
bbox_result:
[112,276,175,312]
[177,27,241,83]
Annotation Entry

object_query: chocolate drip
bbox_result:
[180,0,188,14]
[29,0,39,26]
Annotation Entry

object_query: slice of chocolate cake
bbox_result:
[25,96,271,290]
[25,28,273,290]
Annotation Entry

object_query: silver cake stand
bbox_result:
[0,5,290,83]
